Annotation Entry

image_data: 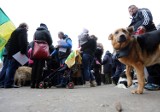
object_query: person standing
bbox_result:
[102,51,113,84]
[31,23,53,88]
[0,23,28,88]
[51,32,72,88]
[92,42,104,86]
[79,29,97,87]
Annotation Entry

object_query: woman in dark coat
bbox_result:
[31,23,53,88]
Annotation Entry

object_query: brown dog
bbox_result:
[14,66,32,86]
[108,27,160,94]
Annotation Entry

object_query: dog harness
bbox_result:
[115,42,132,58]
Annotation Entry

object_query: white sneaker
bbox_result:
[83,81,90,88]
[90,80,97,87]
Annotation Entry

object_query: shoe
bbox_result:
[30,83,35,88]
[90,80,97,87]
[4,85,20,88]
[30,85,35,88]
[35,83,40,89]
[144,83,160,91]
[83,81,90,88]
[56,84,66,88]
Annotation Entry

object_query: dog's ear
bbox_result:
[108,34,113,40]
[127,26,134,34]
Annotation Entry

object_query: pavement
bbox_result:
[0,85,160,112]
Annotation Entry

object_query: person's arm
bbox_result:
[19,29,28,54]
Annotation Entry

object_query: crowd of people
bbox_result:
[0,4,160,91]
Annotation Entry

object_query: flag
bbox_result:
[65,50,82,68]
[0,8,15,60]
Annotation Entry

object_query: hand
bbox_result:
[96,60,101,65]
[136,26,146,34]
[138,26,145,31]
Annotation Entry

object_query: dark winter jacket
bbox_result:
[34,26,53,47]
[81,38,97,56]
[6,27,28,58]
[129,8,156,32]
[102,51,112,73]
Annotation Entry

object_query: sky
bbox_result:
[0,0,160,52]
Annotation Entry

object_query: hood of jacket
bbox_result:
[36,26,47,31]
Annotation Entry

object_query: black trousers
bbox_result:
[147,64,160,85]
[31,59,45,85]
[94,68,102,85]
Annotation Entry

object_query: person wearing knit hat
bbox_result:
[79,30,97,87]
[78,28,90,46]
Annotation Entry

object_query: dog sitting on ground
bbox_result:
[108,27,160,94]
[14,66,32,86]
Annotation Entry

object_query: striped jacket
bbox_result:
[129,8,156,32]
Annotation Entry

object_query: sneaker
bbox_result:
[90,80,97,87]
[83,81,90,88]
[144,83,160,91]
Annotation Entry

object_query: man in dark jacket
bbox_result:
[31,23,53,88]
[0,23,28,88]
[128,5,160,90]
[102,51,112,84]
[128,5,156,32]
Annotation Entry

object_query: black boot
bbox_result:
[30,83,35,88]
[56,84,66,88]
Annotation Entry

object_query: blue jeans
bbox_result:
[82,53,95,81]
[0,57,9,86]
[0,58,20,87]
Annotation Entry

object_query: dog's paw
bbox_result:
[131,89,143,94]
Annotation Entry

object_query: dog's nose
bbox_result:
[117,35,126,43]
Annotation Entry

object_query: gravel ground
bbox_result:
[0,85,160,112]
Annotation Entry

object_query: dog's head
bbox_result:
[108,27,133,50]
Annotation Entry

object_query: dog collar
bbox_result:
[115,42,132,58]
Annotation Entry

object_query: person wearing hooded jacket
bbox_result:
[51,31,72,88]
[102,51,113,84]
[31,23,53,88]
